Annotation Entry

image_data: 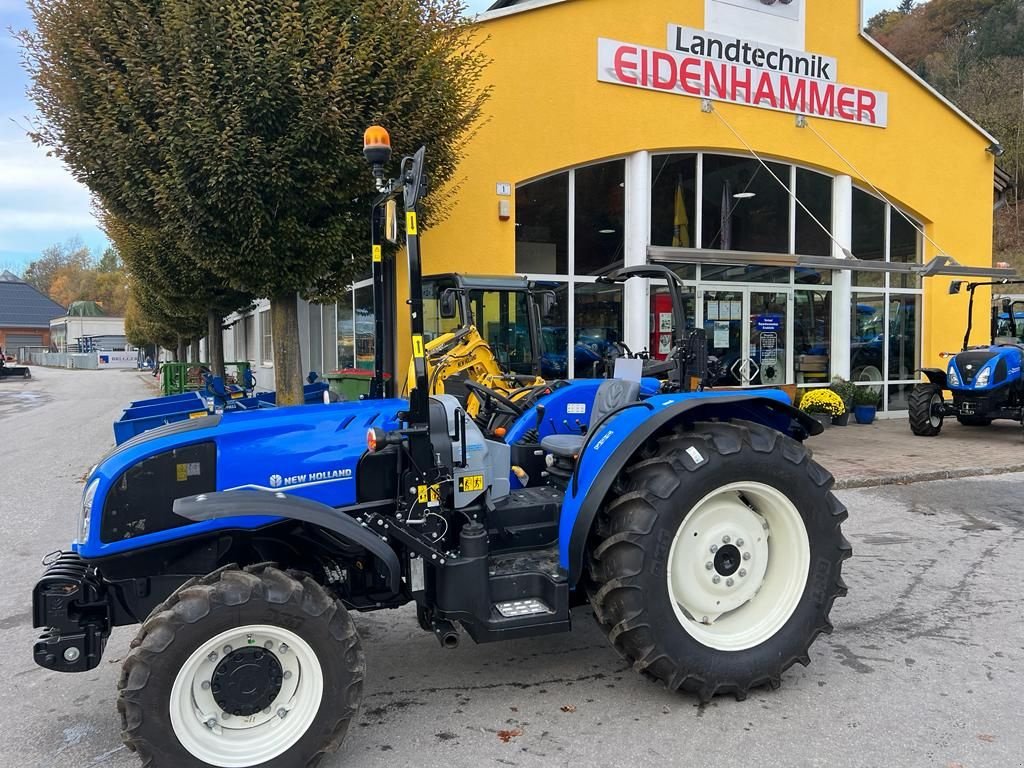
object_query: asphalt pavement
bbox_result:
[0,367,1021,768]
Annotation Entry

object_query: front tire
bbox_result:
[587,420,850,701]
[118,565,363,768]
[908,383,944,436]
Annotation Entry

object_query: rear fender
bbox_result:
[173,491,401,594]
[920,368,948,389]
[560,392,820,584]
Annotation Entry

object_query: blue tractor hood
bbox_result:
[77,399,407,559]
[948,346,1023,391]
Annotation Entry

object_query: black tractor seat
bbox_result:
[540,379,641,459]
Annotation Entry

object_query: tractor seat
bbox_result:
[540,379,641,460]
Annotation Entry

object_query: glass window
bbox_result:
[354,285,375,370]
[337,291,354,369]
[458,289,533,376]
[701,155,789,253]
[575,160,626,276]
[650,285,697,360]
[260,309,273,365]
[852,188,886,287]
[701,264,792,283]
[574,282,624,378]
[887,294,921,380]
[309,304,323,374]
[795,169,833,257]
[537,282,570,380]
[889,208,921,289]
[322,304,337,372]
[422,278,461,342]
[244,314,256,363]
[651,154,698,248]
[515,173,569,274]
[850,294,885,388]
[794,290,831,385]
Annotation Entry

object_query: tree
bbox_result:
[21,238,92,296]
[22,0,488,404]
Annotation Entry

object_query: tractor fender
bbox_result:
[920,367,948,389]
[173,491,401,594]
[561,392,822,585]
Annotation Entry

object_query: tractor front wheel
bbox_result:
[587,420,850,701]
[908,383,945,436]
[118,565,363,768]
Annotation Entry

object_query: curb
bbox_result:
[834,464,1024,490]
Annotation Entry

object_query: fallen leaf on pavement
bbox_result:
[497,729,523,743]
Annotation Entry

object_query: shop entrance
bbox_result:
[700,286,791,387]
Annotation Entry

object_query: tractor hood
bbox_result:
[947,347,1022,391]
[75,399,407,559]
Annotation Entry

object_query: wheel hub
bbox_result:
[211,647,284,716]
[713,544,742,577]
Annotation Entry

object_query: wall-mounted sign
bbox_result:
[670,26,836,82]
[597,28,888,128]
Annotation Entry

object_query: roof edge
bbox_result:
[477,0,572,22]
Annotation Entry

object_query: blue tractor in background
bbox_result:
[31,130,851,768]
[909,280,1024,435]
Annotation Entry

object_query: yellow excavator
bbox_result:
[408,273,554,434]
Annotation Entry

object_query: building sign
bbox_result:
[597,29,888,127]
[97,351,138,369]
[670,27,836,82]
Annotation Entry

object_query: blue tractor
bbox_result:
[31,130,851,768]
[909,280,1024,435]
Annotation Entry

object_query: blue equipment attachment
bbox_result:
[32,132,851,768]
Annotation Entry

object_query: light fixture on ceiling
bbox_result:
[733,191,756,199]
[598,228,616,234]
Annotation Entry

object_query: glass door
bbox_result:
[701,286,791,387]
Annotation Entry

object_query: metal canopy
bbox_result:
[647,246,1020,280]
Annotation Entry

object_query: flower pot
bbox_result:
[854,405,877,425]
[810,413,832,429]
[832,412,850,426]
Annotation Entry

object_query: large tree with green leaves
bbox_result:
[22,0,487,403]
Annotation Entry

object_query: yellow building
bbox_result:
[386,0,1006,412]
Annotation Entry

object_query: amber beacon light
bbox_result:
[363,126,392,190]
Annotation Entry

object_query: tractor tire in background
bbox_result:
[118,564,364,768]
[587,420,851,701]
[956,415,992,427]
[908,382,945,436]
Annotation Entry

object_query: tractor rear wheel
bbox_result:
[587,420,850,701]
[118,565,363,768]
[908,383,945,436]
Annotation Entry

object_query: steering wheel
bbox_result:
[464,380,524,417]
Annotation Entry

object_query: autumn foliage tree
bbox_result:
[22,0,487,403]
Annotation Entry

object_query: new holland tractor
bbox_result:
[31,129,851,768]
[909,279,1024,436]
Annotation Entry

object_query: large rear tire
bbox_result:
[587,420,850,701]
[118,565,363,768]
[908,383,944,436]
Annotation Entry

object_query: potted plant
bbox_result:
[829,376,856,426]
[799,388,846,430]
[853,387,880,424]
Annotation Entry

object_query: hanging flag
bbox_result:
[672,175,690,248]
[720,179,733,251]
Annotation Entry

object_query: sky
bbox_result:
[0,0,903,273]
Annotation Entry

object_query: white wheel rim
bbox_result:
[929,393,943,428]
[666,482,810,652]
[854,365,883,396]
[169,624,324,768]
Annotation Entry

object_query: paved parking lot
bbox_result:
[1,367,1022,767]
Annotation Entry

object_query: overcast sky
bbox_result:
[0,0,904,272]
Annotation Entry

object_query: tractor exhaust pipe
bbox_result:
[433,618,460,649]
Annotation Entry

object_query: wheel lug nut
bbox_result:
[742,552,751,561]
[736,538,744,547]
[223,645,232,655]
[726,578,734,587]
[207,652,218,662]
[705,561,714,570]
[722,535,731,544]
[739,569,747,577]
[284,670,293,680]
[710,544,718,553]
[201,680,211,690]
[712,575,721,584]
[264,640,274,649]
[221,712,231,720]
[279,644,289,654]
[205,717,217,729]
[277,708,288,719]
[263,707,272,714]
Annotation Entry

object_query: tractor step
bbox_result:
[435,544,570,643]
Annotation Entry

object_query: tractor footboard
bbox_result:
[33,552,111,673]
